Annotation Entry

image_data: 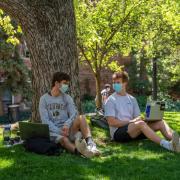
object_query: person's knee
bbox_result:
[80,115,86,120]
[78,115,86,123]
[161,119,166,125]
[158,119,164,125]
[154,120,164,129]
[71,115,87,132]
[135,120,146,129]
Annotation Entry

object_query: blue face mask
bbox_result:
[113,83,122,93]
[60,84,69,93]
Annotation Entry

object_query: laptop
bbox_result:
[19,122,50,140]
[145,101,165,121]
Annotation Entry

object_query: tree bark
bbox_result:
[152,58,157,100]
[139,57,148,95]
[0,0,80,122]
[95,72,102,109]
[139,57,148,81]
[0,97,4,116]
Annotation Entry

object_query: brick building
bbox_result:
[0,41,133,115]
[22,54,132,98]
[79,55,132,97]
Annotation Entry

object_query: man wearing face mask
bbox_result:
[39,72,100,157]
[105,71,180,153]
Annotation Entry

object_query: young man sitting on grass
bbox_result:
[105,71,180,153]
[39,72,100,158]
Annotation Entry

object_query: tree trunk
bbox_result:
[138,49,150,95]
[95,72,102,109]
[0,97,4,116]
[0,0,80,122]
[152,58,157,100]
[127,50,138,93]
[139,57,148,81]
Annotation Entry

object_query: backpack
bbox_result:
[23,137,63,156]
[90,114,109,129]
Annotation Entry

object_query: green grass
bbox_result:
[0,112,180,180]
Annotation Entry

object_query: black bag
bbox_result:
[23,137,63,156]
[90,115,109,129]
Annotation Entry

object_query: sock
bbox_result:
[160,139,173,151]
[85,137,94,145]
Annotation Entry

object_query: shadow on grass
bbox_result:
[0,112,179,180]
[0,140,180,180]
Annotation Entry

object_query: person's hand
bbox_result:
[129,116,144,123]
[136,116,144,121]
[62,125,69,137]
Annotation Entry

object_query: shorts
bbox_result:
[50,126,81,144]
[113,124,146,143]
[50,131,75,144]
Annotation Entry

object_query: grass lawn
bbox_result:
[0,112,180,180]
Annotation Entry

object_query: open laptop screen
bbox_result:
[19,122,50,140]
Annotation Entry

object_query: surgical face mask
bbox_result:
[113,83,122,93]
[60,84,69,93]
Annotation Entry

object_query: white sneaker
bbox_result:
[87,143,101,156]
[75,139,94,158]
[171,131,180,153]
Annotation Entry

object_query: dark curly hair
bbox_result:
[51,72,70,88]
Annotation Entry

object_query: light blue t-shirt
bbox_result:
[104,93,140,139]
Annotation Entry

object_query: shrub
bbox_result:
[82,100,96,113]
[82,94,95,101]
[136,94,180,112]
[158,93,180,111]
[135,95,147,112]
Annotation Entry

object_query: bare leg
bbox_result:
[128,120,162,144]
[60,136,75,153]
[70,115,100,156]
[70,115,91,139]
[147,120,173,140]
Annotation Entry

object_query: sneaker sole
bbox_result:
[75,139,94,158]
[83,150,94,158]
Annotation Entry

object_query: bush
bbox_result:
[82,100,96,113]
[158,93,180,111]
[81,94,180,114]
[136,94,180,112]
[82,94,95,101]
[135,95,147,112]
[133,80,151,96]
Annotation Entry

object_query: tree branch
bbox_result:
[99,0,145,68]
[105,1,144,47]
[78,43,95,75]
